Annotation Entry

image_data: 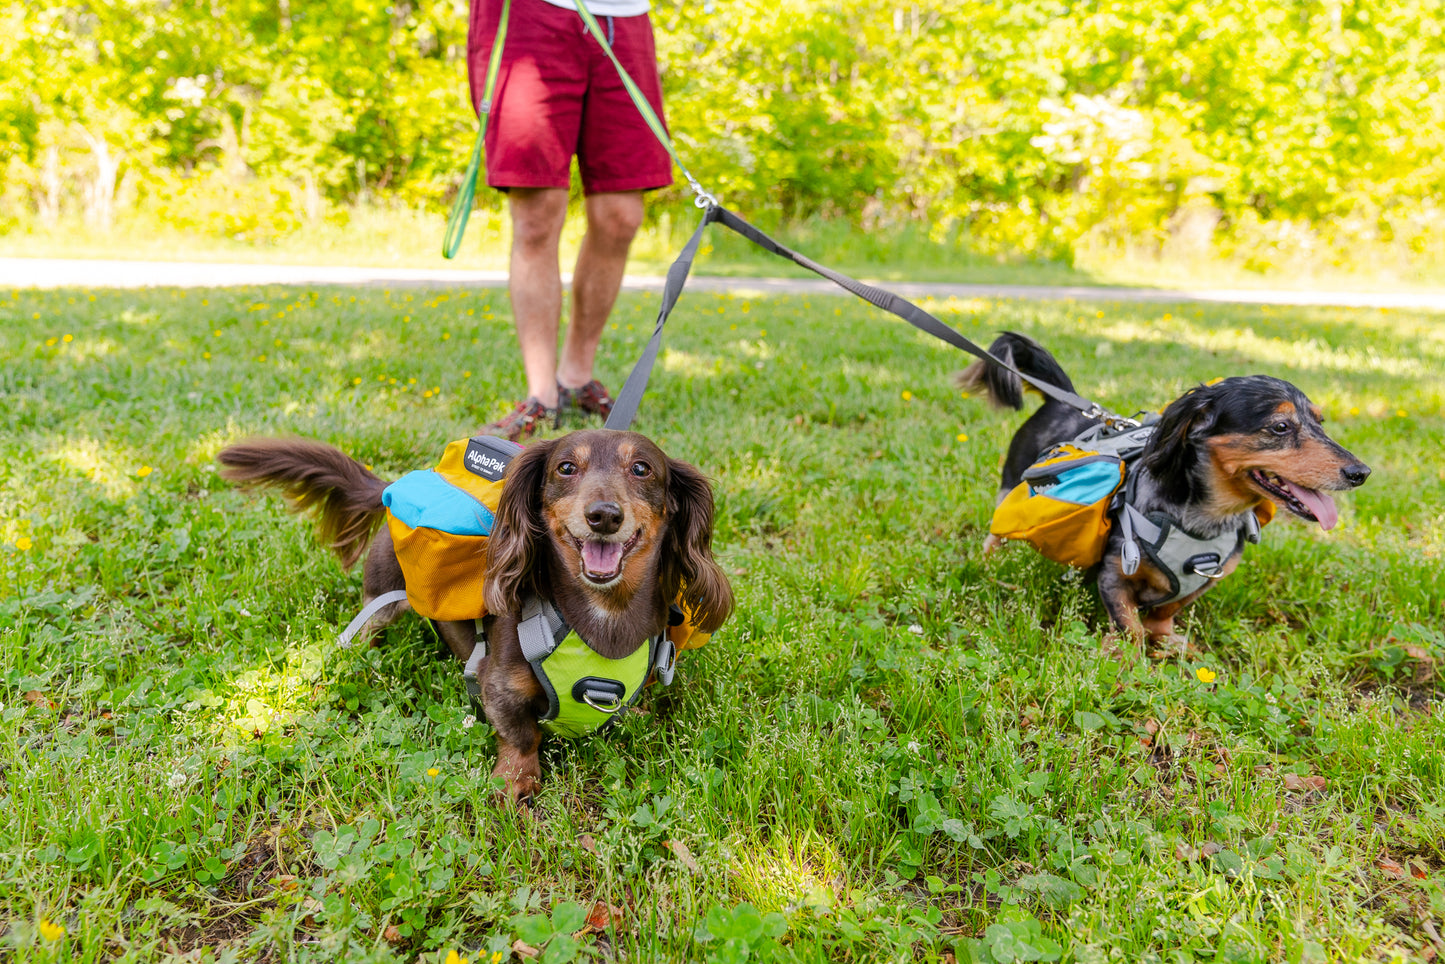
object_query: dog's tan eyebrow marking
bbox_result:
[1272,402,1297,419]
[565,443,591,465]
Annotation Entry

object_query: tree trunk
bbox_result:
[36,145,62,226]
[80,128,123,231]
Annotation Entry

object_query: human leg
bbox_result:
[557,190,645,395]
[507,186,569,408]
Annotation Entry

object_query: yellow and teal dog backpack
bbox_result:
[376,435,711,737]
[989,422,1156,568]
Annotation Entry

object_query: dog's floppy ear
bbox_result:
[1142,384,1217,502]
[483,439,555,616]
[661,457,734,635]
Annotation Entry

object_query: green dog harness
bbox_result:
[462,596,677,739]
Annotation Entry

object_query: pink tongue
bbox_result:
[582,539,624,575]
[1283,481,1339,531]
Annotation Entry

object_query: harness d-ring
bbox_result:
[582,692,625,713]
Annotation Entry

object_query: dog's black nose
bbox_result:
[1341,462,1371,487]
[585,500,623,534]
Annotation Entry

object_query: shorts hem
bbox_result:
[486,176,573,192]
[582,174,675,195]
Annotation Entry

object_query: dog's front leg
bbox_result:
[1097,562,1147,645]
[482,663,546,806]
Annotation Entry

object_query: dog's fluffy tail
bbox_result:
[217,438,389,568]
[953,331,1076,411]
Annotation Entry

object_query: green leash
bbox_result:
[569,0,716,208]
[442,0,716,259]
[442,0,514,259]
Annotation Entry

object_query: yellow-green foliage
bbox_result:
[4,0,1444,266]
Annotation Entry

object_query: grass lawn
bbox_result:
[1,277,1443,963]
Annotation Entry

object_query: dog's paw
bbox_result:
[495,771,541,809]
[1147,633,1196,660]
[1100,631,1144,664]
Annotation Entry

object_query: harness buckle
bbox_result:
[654,635,677,687]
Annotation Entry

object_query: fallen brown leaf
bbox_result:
[512,939,542,959]
[576,901,624,936]
[577,834,597,854]
[1174,841,1200,862]
[23,690,57,709]
[1144,718,1160,736]
[1376,856,1409,879]
[272,874,299,892]
[1200,842,1224,857]
[382,924,402,944]
[667,839,701,874]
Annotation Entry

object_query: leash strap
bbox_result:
[337,589,410,647]
[604,204,718,430]
[443,0,513,259]
[710,206,1104,418]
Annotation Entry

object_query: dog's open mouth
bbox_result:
[576,528,642,584]
[1250,469,1338,531]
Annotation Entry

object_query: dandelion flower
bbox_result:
[63,334,73,343]
[15,536,32,551]
[39,919,65,941]
[137,466,153,478]
[956,433,968,442]
[1196,667,1217,684]
[427,767,440,777]
[444,951,469,964]
[901,391,913,401]
[353,377,362,385]
[1397,409,1407,418]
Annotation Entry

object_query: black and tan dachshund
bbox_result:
[218,430,733,803]
[959,332,1371,646]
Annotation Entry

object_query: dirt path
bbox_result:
[4,256,1443,310]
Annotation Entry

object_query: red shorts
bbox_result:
[467,0,673,194]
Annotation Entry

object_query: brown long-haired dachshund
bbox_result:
[217,429,733,803]
[960,332,1371,648]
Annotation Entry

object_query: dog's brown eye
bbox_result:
[556,461,578,477]
[1270,421,1292,436]
[630,461,652,478]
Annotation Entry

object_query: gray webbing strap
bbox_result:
[604,205,716,430]
[518,596,568,663]
[1119,503,1159,576]
[337,589,410,647]
[462,633,488,698]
